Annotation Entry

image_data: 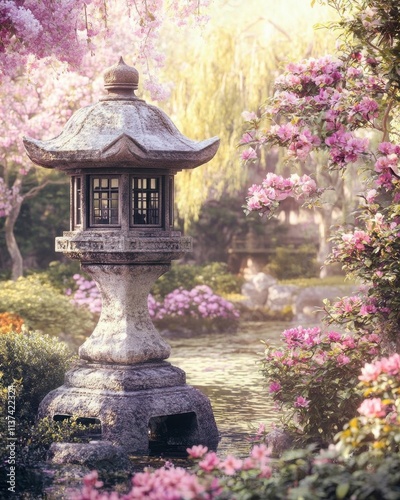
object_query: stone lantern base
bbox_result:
[38,360,219,454]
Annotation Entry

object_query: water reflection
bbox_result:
[36,322,288,498]
[168,321,286,457]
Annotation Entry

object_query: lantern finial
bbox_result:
[103,57,139,97]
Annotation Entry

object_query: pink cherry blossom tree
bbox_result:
[240,0,400,348]
[0,0,211,100]
[0,0,212,279]
[0,65,97,279]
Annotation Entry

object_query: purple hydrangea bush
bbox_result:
[68,277,239,333]
[148,285,239,333]
[68,274,102,315]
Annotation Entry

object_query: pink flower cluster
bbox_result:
[240,54,385,175]
[340,229,371,253]
[0,1,211,101]
[275,56,343,93]
[0,0,87,78]
[357,397,388,418]
[130,464,212,499]
[350,97,379,121]
[330,294,386,321]
[245,173,317,213]
[294,396,310,408]
[282,325,322,347]
[73,444,273,499]
[355,353,400,421]
[359,353,400,382]
[269,124,321,160]
[70,274,102,315]
[325,131,369,166]
[148,285,239,321]
[374,141,400,189]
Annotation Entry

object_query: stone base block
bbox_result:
[47,441,129,469]
[38,362,219,454]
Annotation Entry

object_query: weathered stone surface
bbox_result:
[65,361,186,391]
[241,272,277,307]
[265,284,300,312]
[23,58,220,172]
[39,370,220,454]
[79,264,171,364]
[47,441,129,469]
[55,231,192,264]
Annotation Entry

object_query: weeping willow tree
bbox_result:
[160,0,338,226]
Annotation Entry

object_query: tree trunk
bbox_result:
[317,205,333,279]
[4,198,23,280]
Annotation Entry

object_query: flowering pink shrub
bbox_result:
[150,285,239,321]
[72,444,273,499]
[261,325,380,446]
[240,49,400,345]
[338,352,400,457]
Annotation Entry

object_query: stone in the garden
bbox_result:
[265,284,300,312]
[294,285,357,323]
[24,58,220,455]
[47,441,129,470]
[241,272,277,307]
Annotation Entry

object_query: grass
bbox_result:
[279,275,357,288]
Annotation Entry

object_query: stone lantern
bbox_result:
[23,58,220,454]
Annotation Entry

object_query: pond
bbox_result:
[168,321,286,458]
[14,321,289,499]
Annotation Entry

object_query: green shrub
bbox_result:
[30,260,81,293]
[194,262,244,295]
[151,261,243,299]
[0,276,95,339]
[151,263,200,299]
[0,331,75,420]
[0,331,76,466]
[264,244,319,280]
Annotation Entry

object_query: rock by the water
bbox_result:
[294,285,357,323]
[241,273,277,307]
[265,285,300,312]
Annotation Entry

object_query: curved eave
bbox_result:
[23,135,220,171]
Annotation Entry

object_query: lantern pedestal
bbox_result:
[79,263,171,364]
[37,232,220,454]
[38,361,219,453]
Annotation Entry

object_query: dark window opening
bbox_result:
[169,176,174,227]
[92,177,119,225]
[132,177,161,226]
[148,412,198,455]
[74,177,82,226]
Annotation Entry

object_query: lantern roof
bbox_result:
[23,58,220,171]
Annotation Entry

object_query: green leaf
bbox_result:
[336,482,350,499]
